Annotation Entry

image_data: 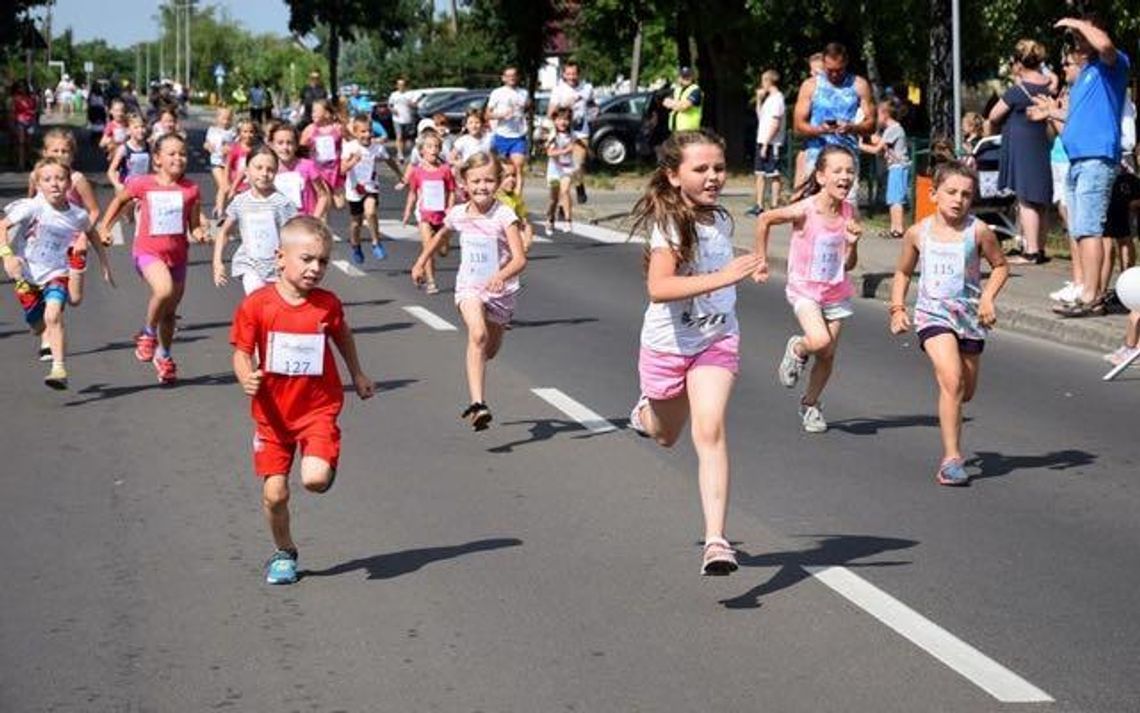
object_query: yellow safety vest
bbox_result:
[669,83,702,131]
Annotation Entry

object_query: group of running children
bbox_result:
[0,98,1008,583]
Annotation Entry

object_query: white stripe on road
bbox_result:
[331,259,366,277]
[531,388,617,434]
[805,566,1053,703]
[565,222,643,244]
[403,305,457,331]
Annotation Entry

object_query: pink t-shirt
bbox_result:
[445,200,520,296]
[226,143,253,191]
[307,124,342,168]
[785,196,855,306]
[409,162,455,226]
[126,174,200,264]
[274,158,322,215]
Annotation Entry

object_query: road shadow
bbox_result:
[828,414,971,435]
[64,371,237,406]
[967,449,1096,481]
[178,320,232,332]
[721,534,918,610]
[69,334,208,357]
[0,328,28,340]
[353,321,414,335]
[342,378,418,394]
[510,317,598,329]
[300,537,523,581]
[859,272,892,298]
[488,416,625,454]
[342,298,395,307]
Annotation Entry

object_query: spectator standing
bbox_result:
[792,43,874,190]
[249,81,270,125]
[300,70,328,129]
[663,66,702,133]
[388,77,418,163]
[1035,16,1131,317]
[748,69,786,216]
[861,100,910,238]
[988,39,1054,265]
[9,80,39,170]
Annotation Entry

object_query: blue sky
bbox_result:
[40,0,451,48]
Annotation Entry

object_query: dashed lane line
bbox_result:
[806,565,1053,703]
[530,387,618,434]
[403,305,458,331]
[331,259,366,277]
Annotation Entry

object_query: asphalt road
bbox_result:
[0,123,1137,712]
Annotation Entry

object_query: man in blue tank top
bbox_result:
[792,43,874,184]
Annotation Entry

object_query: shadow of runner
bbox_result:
[967,449,1096,480]
[64,371,237,406]
[720,534,918,610]
[300,538,523,581]
[828,414,971,435]
[510,317,598,328]
[488,417,625,454]
[68,334,208,357]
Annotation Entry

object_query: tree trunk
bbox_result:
[327,26,340,108]
[860,1,881,100]
[928,0,953,141]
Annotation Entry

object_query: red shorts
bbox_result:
[252,413,341,477]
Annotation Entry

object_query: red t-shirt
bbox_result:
[230,285,346,432]
[226,143,252,189]
[410,162,455,226]
[126,175,200,262]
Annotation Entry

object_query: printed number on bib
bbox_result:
[266,331,325,376]
[809,233,845,284]
[690,239,735,326]
[459,233,499,287]
[113,127,127,143]
[351,154,376,193]
[127,152,150,177]
[421,180,447,212]
[241,211,280,259]
[275,172,304,209]
[314,135,336,163]
[924,241,965,299]
[148,190,184,235]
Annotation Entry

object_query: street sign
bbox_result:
[83,61,94,74]
[213,63,226,78]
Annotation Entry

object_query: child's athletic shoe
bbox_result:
[799,402,827,433]
[67,246,87,272]
[778,336,807,387]
[134,332,157,362]
[936,457,969,486]
[154,355,177,384]
[38,343,52,362]
[745,204,763,217]
[371,242,387,261]
[628,395,650,437]
[44,363,68,390]
[701,537,738,576]
[461,402,492,431]
[576,184,588,204]
[265,549,298,585]
[425,280,440,295]
[1104,345,1140,366]
[1049,282,1080,302]
[350,244,365,265]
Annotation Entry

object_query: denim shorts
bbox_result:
[1065,157,1117,239]
[886,165,910,206]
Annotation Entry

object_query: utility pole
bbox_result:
[630,21,643,92]
[173,2,180,88]
[449,0,459,35]
[185,1,192,90]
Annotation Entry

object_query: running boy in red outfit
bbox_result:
[230,215,375,585]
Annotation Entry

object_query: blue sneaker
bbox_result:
[350,245,365,265]
[936,458,969,487]
[265,550,298,585]
[371,242,387,261]
[745,204,763,217]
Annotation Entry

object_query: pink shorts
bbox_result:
[134,252,188,283]
[638,334,740,401]
[456,290,516,326]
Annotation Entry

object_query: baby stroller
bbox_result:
[970,135,1020,245]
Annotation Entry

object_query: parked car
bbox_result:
[589,92,653,166]
[415,88,471,120]
[430,89,492,134]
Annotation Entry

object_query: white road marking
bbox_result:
[531,388,617,434]
[403,305,457,331]
[805,566,1053,703]
[565,222,643,244]
[331,259,366,277]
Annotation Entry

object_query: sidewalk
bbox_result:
[522,180,1129,354]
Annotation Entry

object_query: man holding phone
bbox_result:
[793,42,875,185]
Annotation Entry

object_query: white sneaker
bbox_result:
[629,395,650,436]
[1106,345,1140,366]
[778,336,807,388]
[799,402,827,433]
[1050,282,1082,302]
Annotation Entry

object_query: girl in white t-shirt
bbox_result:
[411,152,527,432]
[628,130,764,577]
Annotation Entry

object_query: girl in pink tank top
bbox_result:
[754,145,862,434]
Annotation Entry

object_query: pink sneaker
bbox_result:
[134,332,157,362]
[154,355,177,384]
[701,538,738,576]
